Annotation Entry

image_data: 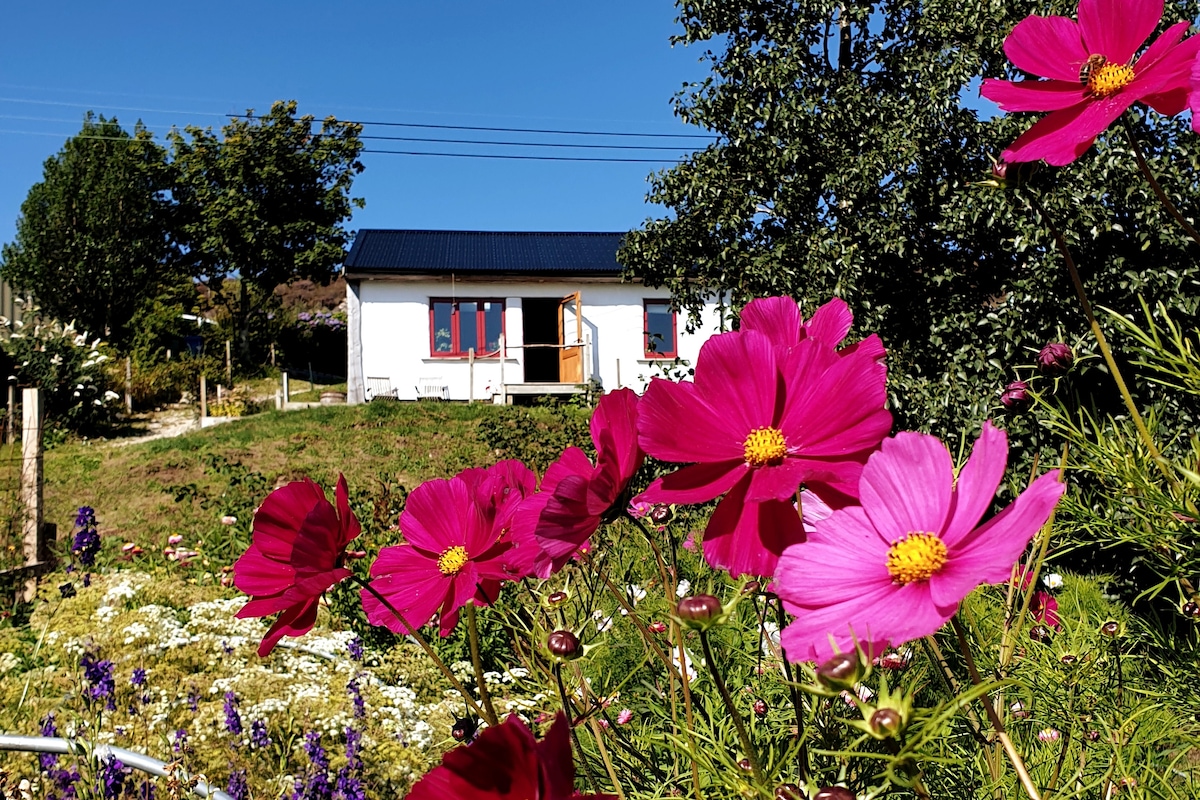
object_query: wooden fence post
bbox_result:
[124,357,133,414]
[5,378,13,445]
[19,388,42,603]
[199,375,207,420]
[225,340,232,385]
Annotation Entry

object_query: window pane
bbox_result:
[432,301,453,353]
[646,303,674,355]
[482,301,503,352]
[459,302,479,354]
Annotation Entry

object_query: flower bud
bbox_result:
[980,159,1041,190]
[1183,601,1199,618]
[813,788,856,800]
[1029,624,1052,643]
[1086,730,1101,742]
[547,630,582,660]
[1037,728,1061,743]
[1059,653,1077,665]
[451,717,478,743]
[774,784,805,800]
[1010,700,1030,719]
[649,504,673,524]
[1037,343,1074,376]
[1001,380,1032,410]
[1100,620,1120,637]
[870,707,904,737]
[546,590,569,607]
[742,580,761,595]
[737,758,752,772]
[753,699,768,717]
[676,594,723,630]
[647,621,668,634]
[816,651,863,690]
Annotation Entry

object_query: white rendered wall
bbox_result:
[354,278,725,402]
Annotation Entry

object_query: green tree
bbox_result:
[620,0,1200,441]
[0,114,179,350]
[169,100,365,363]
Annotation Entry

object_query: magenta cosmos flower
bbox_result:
[407,712,616,800]
[981,0,1200,165]
[234,475,361,656]
[776,422,1065,661]
[362,460,537,637]
[638,313,891,578]
[514,388,644,578]
[739,295,886,362]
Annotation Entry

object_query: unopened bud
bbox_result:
[1001,380,1032,410]
[546,591,569,606]
[647,621,668,634]
[737,758,752,772]
[742,580,761,595]
[649,504,672,524]
[451,717,478,743]
[753,699,768,716]
[813,788,856,800]
[1029,624,1052,643]
[676,595,723,629]
[1100,620,1120,637]
[547,630,581,660]
[816,652,862,690]
[870,707,904,737]
[1183,601,1199,618]
[1059,653,1077,665]
[1037,343,1074,376]
[775,784,805,800]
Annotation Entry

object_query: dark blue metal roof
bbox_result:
[344,230,626,276]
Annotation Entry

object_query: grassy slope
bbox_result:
[42,402,511,552]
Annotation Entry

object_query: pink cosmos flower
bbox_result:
[407,712,616,800]
[638,312,891,577]
[981,0,1200,165]
[514,389,644,578]
[363,460,537,637]
[234,475,361,657]
[1030,590,1063,630]
[776,422,1065,661]
[739,296,886,363]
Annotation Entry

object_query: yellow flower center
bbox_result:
[437,546,470,576]
[743,426,787,466]
[886,533,948,585]
[1086,58,1135,97]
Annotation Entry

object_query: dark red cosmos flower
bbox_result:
[407,712,616,800]
[515,389,644,578]
[363,460,537,637]
[234,475,361,656]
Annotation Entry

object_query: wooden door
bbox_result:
[558,292,583,383]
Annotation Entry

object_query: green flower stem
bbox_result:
[622,513,705,800]
[1123,120,1200,248]
[465,604,499,727]
[773,598,809,783]
[554,662,601,793]
[585,553,683,683]
[697,629,764,788]
[352,575,487,723]
[1025,194,1174,485]
[950,615,1042,800]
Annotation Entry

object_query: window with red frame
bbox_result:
[430,299,505,357]
[643,300,677,358]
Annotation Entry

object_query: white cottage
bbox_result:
[344,230,725,404]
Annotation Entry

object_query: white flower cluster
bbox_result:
[0,652,20,673]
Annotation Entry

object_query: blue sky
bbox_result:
[0,1,717,248]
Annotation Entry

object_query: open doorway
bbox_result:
[522,298,560,382]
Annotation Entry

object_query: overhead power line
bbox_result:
[230,113,716,140]
[0,130,685,163]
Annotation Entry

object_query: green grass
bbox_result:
[42,402,529,559]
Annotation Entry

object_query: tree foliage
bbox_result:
[620,0,1200,442]
[169,101,365,362]
[0,115,179,350]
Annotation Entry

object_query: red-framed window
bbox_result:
[643,300,678,358]
[429,299,505,357]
